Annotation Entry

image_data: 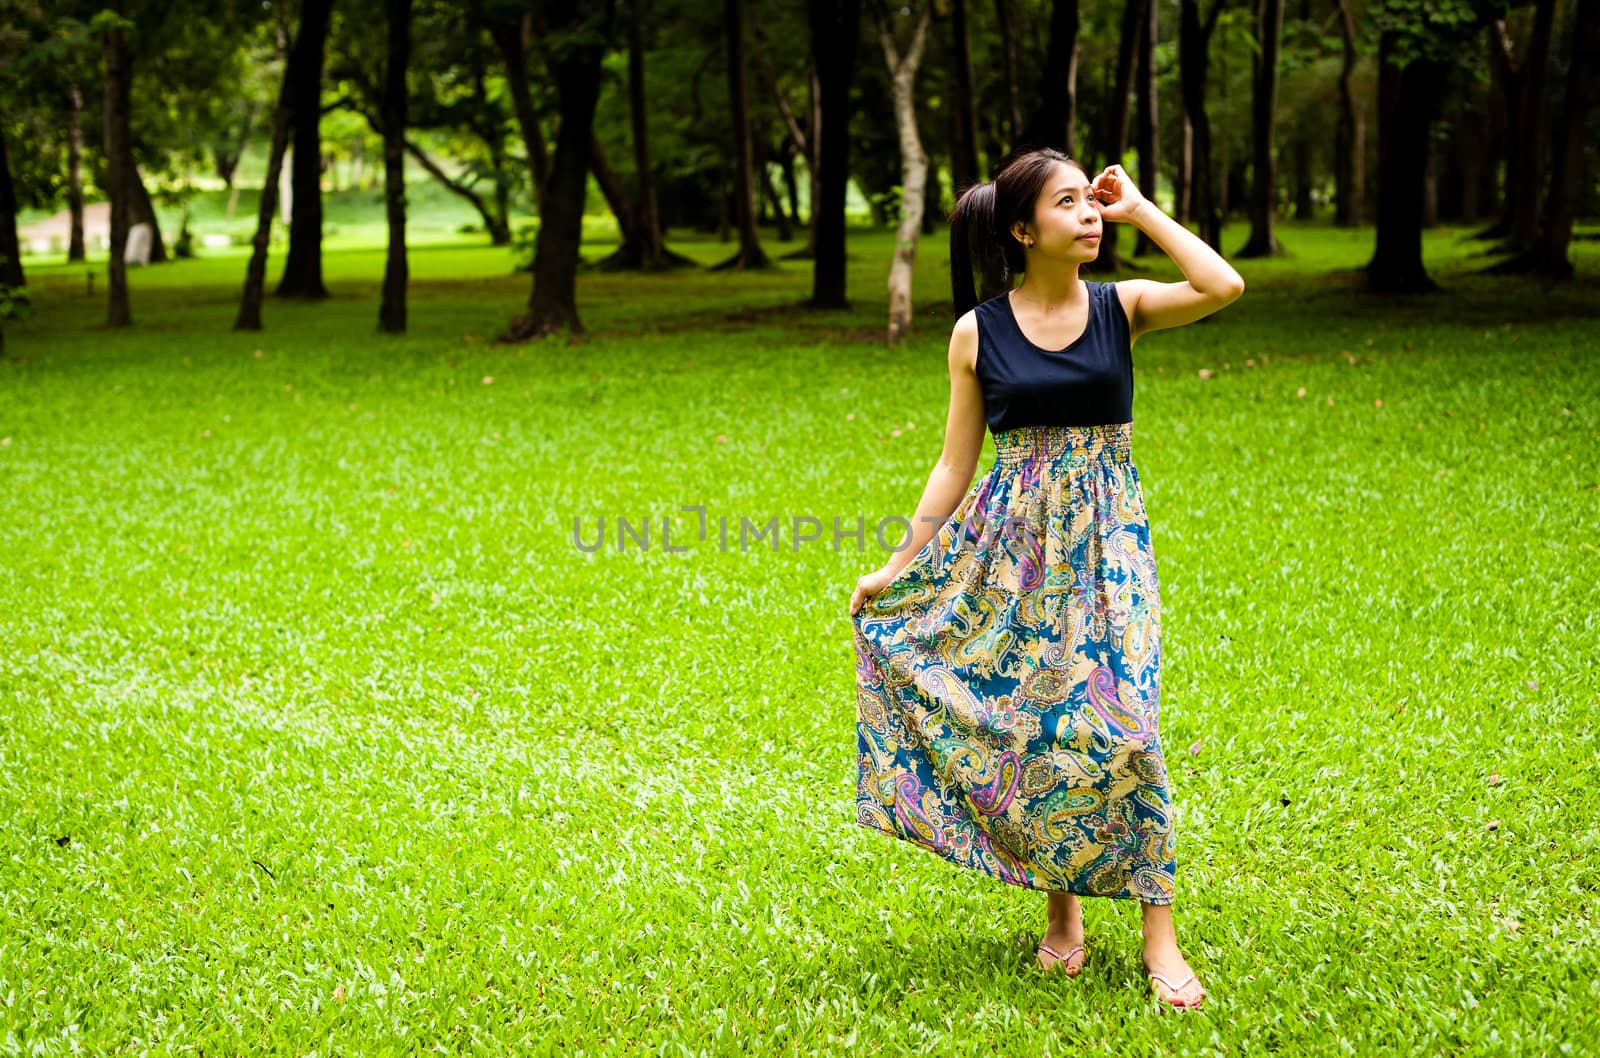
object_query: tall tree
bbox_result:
[807,0,863,309]
[1332,0,1364,226]
[1490,0,1598,279]
[869,0,931,344]
[235,3,302,330]
[1132,0,1159,257]
[1486,0,1557,252]
[946,0,979,192]
[103,2,133,326]
[1017,0,1082,156]
[66,82,87,263]
[1179,0,1226,249]
[712,0,771,270]
[994,0,1023,146]
[275,0,335,298]
[504,0,616,339]
[1364,0,1492,292]
[1235,0,1284,256]
[0,125,21,291]
[1087,0,1145,274]
[378,0,412,333]
[598,0,694,270]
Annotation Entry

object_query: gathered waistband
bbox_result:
[992,421,1134,469]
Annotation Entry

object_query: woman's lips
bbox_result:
[1078,233,1101,242]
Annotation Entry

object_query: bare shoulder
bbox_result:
[949,309,980,372]
[1113,277,1245,345]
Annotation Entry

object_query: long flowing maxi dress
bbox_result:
[851,280,1176,904]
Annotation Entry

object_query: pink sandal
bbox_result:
[1035,940,1086,976]
[1145,966,1206,1010]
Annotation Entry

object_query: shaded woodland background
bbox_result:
[0,0,1595,355]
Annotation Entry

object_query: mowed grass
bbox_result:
[2,215,1599,1056]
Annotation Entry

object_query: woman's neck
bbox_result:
[1014,260,1086,310]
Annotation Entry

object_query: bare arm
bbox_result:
[878,311,988,578]
[1087,163,1245,343]
[1120,197,1245,341]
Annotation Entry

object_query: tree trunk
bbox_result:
[1020,0,1081,156]
[234,32,296,330]
[1087,0,1143,274]
[379,0,411,333]
[872,0,931,344]
[504,0,615,340]
[104,5,132,327]
[1503,0,1558,252]
[590,136,641,251]
[994,0,1022,147]
[67,83,86,263]
[1236,0,1284,256]
[1132,0,1159,257]
[487,15,551,215]
[808,0,863,309]
[1490,0,1598,279]
[1365,31,1446,292]
[713,0,771,270]
[128,162,169,263]
[0,125,22,290]
[948,0,979,191]
[1180,0,1223,248]
[1333,0,1363,226]
[276,0,334,298]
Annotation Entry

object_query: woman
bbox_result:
[848,148,1243,1011]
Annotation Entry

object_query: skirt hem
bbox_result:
[854,814,1176,905]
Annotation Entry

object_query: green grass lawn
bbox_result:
[2,215,1599,1055]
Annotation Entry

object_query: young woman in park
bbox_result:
[848,148,1244,1011]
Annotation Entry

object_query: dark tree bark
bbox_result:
[1499,0,1558,252]
[1489,0,1599,279]
[66,83,86,263]
[275,0,335,299]
[807,0,863,309]
[379,0,412,334]
[994,0,1022,147]
[235,19,298,330]
[713,0,771,270]
[598,0,694,270]
[1018,0,1080,155]
[104,5,132,326]
[0,125,22,290]
[485,14,550,216]
[1236,0,1284,256]
[503,0,616,340]
[128,163,168,263]
[1179,0,1225,249]
[947,0,979,191]
[1365,30,1448,292]
[1087,0,1144,275]
[1332,0,1363,226]
[1133,0,1159,257]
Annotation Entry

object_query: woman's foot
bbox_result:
[1140,903,1205,1009]
[1037,891,1086,975]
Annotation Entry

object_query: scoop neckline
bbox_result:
[1004,282,1095,354]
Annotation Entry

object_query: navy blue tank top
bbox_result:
[973,281,1134,432]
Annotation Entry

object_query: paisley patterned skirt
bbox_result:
[851,421,1176,903]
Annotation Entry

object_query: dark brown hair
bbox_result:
[948,148,1089,319]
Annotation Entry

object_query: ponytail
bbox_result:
[949,181,1016,320]
[950,182,996,320]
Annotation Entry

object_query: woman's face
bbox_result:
[1016,164,1102,258]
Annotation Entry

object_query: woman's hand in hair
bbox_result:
[1090,164,1149,225]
